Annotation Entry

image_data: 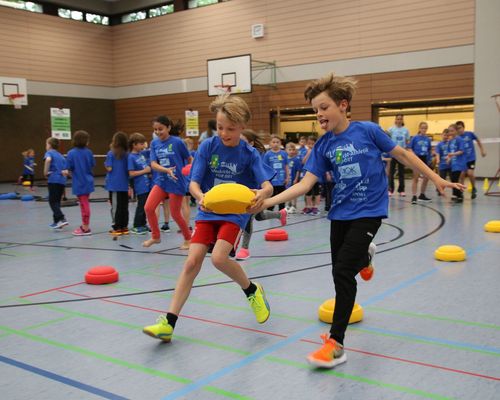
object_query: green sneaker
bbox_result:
[142,315,173,342]
[247,282,270,323]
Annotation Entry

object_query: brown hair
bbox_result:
[304,72,357,104]
[73,130,90,148]
[128,132,146,151]
[209,94,251,125]
[21,148,35,157]
[110,131,128,159]
[47,137,60,150]
[241,129,266,154]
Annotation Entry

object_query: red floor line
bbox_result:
[299,339,500,382]
[20,282,85,298]
[56,289,500,382]
[57,289,287,338]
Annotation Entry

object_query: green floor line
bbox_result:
[265,356,454,400]
[0,324,252,400]
[9,300,456,399]
[0,315,73,340]
[365,306,500,330]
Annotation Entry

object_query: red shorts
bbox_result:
[191,220,241,247]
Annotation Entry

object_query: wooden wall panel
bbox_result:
[0,7,112,86]
[112,0,474,86]
[115,65,474,142]
[0,96,115,182]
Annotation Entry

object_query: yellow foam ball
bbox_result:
[22,181,31,186]
[434,245,466,261]
[204,183,255,214]
[484,220,500,233]
[318,298,363,324]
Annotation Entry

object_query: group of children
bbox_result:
[142,74,464,371]
[385,115,486,204]
[33,72,466,370]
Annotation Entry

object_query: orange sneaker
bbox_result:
[307,334,346,368]
[360,242,376,281]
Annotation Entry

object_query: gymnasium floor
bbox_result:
[0,180,499,400]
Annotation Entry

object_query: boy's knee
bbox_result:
[211,253,229,270]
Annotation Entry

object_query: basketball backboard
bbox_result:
[207,54,252,96]
[0,76,28,106]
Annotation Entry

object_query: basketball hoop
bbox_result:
[8,93,25,109]
[213,84,233,95]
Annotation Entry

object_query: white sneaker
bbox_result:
[289,206,297,214]
[368,242,376,264]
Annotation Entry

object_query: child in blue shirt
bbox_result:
[446,124,467,203]
[285,141,301,213]
[143,95,274,343]
[65,130,95,236]
[44,138,68,229]
[434,129,451,196]
[21,148,36,189]
[388,114,410,196]
[105,131,130,235]
[409,122,433,204]
[258,72,464,369]
[263,135,289,211]
[456,121,486,199]
[142,116,192,249]
[128,133,151,234]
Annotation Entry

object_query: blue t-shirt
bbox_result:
[150,136,190,196]
[263,150,288,186]
[305,121,395,221]
[128,152,151,195]
[435,141,450,171]
[23,156,35,175]
[105,151,129,192]
[44,150,67,185]
[191,136,275,229]
[448,136,467,172]
[287,156,301,188]
[409,134,432,158]
[66,147,95,196]
[461,131,478,162]
[388,126,410,148]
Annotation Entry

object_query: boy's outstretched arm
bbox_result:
[250,172,318,213]
[390,146,465,195]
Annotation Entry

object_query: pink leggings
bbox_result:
[145,185,191,240]
[78,194,91,226]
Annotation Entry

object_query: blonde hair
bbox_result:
[304,72,357,104]
[209,94,251,125]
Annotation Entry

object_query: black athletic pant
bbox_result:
[450,171,463,199]
[323,181,334,211]
[48,183,65,223]
[329,218,382,344]
[109,191,129,230]
[389,158,405,193]
[133,192,149,228]
[267,185,286,211]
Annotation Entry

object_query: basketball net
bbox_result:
[8,93,25,109]
[213,84,233,95]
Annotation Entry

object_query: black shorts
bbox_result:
[417,155,428,165]
[306,182,320,196]
[466,161,475,170]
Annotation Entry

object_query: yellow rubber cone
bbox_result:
[483,178,489,192]
[466,181,473,193]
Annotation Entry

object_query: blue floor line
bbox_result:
[161,323,323,400]
[0,355,129,400]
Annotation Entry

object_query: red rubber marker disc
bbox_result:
[85,266,119,285]
[264,228,288,241]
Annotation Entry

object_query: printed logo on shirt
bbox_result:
[338,163,362,179]
[335,149,342,164]
[168,144,173,152]
[277,154,283,161]
[210,154,219,168]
